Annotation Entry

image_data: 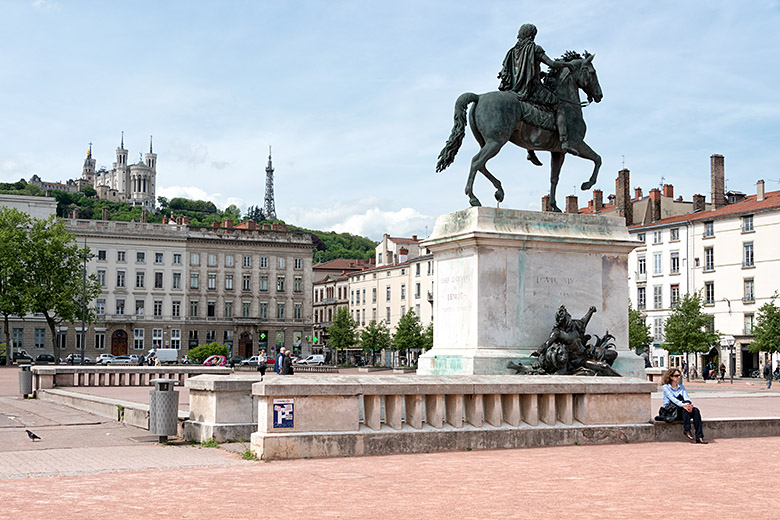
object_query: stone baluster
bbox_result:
[501,394,521,426]
[539,394,556,426]
[425,394,443,428]
[483,394,502,426]
[465,394,483,427]
[364,395,381,430]
[405,395,423,429]
[385,395,403,430]
[556,394,574,425]
[445,394,463,428]
[521,394,539,426]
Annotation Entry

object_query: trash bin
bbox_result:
[149,378,179,443]
[19,365,33,397]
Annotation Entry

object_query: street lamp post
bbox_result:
[78,242,95,366]
[721,335,736,385]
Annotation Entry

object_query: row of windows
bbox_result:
[637,241,755,277]
[347,283,427,305]
[97,250,305,270]
[99,270,303,293]
[649,312,754,343]
[638,278,755,310]
[637,215,755,246]
[96,298,304,320]
[190,253,303,270]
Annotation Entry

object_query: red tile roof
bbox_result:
[629,189,780,229]
[313,258,372,270]
[389,237,419,244]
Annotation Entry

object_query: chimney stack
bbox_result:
[102,207,108,220]
[616,169,633,226]
[565,195,579,214]
[649,188,661,222]
[541,195,552,212]
[593,189,603,212]
[663,184,674,199]
[693,194,706,212]
[634,187,643,200]
[141,209,148,223]
[222,219,233,228]
[757,180,765,202]
[711,154,726,209]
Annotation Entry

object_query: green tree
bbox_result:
[628,303,652,352]
[393,310,423,366]
[186,342,229,362]
[749,295,780,354]
[0,208,32,363]
[245,205,265,223]
[80,185,97,197]
[157,196,169,212]
[421,323,433,351]
[359,320,391,365]
[223,204,241,221]
[327,307,357,355]
[24,216,102,363]
[664,293,719,379]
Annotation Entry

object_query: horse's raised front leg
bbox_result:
[466,140,505,207]
[569,140,602,191]
[548,152,565,212]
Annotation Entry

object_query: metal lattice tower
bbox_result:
[263,146,277,220]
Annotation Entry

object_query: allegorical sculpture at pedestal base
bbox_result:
[508,305,621,377]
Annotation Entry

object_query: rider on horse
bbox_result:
[498,24,577,162]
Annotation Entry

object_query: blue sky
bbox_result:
[2,0,779,240]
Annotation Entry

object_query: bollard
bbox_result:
[19,365,33,397]
[149,378,179,443]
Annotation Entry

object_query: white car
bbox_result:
[297,354,325,366]
[96,354,115,365]
[241,356,261,366]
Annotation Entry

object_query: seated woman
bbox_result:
[661,368,708,444]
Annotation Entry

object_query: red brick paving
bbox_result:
[0,437,778,520]
[2,366,780,519]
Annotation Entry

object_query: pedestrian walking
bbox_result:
[275,348,286,374]
[281,350,294,375]
[257,349,267,376]
[764,359,773,390]
[719,362,726,382]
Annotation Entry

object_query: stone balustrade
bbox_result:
[31,365,231,391]
[249,375,655,460]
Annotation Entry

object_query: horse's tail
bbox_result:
[436,92,479,172]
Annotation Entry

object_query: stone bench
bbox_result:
[249,375,655,459]
[32,366,232,391]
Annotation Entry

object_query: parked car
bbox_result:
[65,354,93,364]
[229,355,245,366]
[203,355,227,367]
[297,354,326,366]
[12,350,34,363]
[106,355,134,365]
[241,356,260,366]
[34,354,60,364]
[96,354,115,365]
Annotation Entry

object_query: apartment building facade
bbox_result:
[6,216,314,360]
[628,178,779,376]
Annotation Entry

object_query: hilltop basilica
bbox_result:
[76,133,158,209]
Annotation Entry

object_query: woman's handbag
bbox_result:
[654,401,680,422]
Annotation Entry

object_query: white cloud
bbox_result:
[31,0,57,11]
[157,186,246,212]
[287,198,435,240]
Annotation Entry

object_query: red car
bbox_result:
[203,355,227,367]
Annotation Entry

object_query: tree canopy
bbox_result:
[664,293,719,354]
[0,208,32,363]
[393,310,424,352]
[327,307,357,350]
[359,320,392,354]
[628,303,652,352]
[24,216,102,362]
[749,295,780,354]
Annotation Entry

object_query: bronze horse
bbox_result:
[436,53,603,211]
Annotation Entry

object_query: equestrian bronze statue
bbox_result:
[436,24,603,211]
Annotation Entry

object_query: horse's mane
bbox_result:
[542,50,592,90]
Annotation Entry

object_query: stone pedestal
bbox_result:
[417,207,643,378]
